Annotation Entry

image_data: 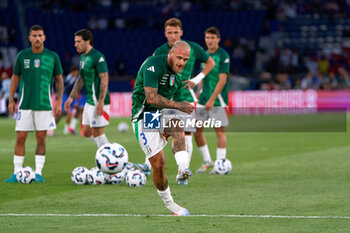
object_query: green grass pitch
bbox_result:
[0,115,350,232]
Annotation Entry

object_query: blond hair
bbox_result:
[164,18,182,29]
[171,40,190,52]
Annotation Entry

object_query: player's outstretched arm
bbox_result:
[201,56,215,77]
[54,74,64,116]
[8,74,20,116]
[145,86,193,114]
[96,72,108,116]
[183,57,215,89]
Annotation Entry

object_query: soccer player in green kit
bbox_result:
[195,27,230,174]
[134,18,215,184]
[65,29,110,148]
[5,25,64,183]
[132,41,194,215]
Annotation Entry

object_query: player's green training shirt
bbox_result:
[13,48,63,110]
[199,47,230,107]
[153,40,209,102]
[79,48,110,106]
[131,55,182,121]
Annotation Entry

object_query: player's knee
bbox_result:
[173,130,185,141]
[174,123,184,134]
[152,157,165,170]
[150,153,165,170]
[196,126,204,133]
[83,130,91,137]
[194,131,203,138]
[217,132,226,141]
[92,128,104,137]
[36,134,46,143]
[16,135,27,144]
[166,119,184,136]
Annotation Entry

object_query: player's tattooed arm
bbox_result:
[145,87,194,114]
[145,86,174,107]
[69,75,85,99]
[94,72,109,116]
[98,72,108,102]
[54,74,64,102]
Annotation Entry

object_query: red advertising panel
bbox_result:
[49,90,349,117]
[109,92,132,117]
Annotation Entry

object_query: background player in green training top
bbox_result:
[65,29,110,148]
[131,41,193,215]
[5,25,64,183]
[194,27,230,174]
[134,18,215,183]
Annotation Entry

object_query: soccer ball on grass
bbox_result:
[125,170,146,187]
[87,169,106,185]
[95,143,128,174]
[117,122,129,132]
[16,166,36,184]
[106,172,124,184]
[122,162,136,177]
[213,158,232,175]
[71,166,89,185]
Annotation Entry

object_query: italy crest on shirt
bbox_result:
[34,59,40,68]
[169,75,175,86]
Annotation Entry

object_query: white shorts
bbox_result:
[196,104,229,127]
[132,119,167,159]
[82,103,110,128]
[15,110,56,131]
[161,102,196,133]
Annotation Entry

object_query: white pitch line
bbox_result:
[0,214,349,219]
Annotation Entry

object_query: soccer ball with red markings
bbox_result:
[87,169,106,185]
[213,159,232,175]
[106,172,124,184]
[95,143,128,174]
[126,170,146,187]
[16,166,36,184]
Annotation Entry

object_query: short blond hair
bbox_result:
[172,40,190,52]
[164,18,182,29]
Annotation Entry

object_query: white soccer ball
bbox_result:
[106,172,124,184]
[122,162,136,177]
[95,143,129,174]
[126,170,146,187]
[16,166,36,184]
[87,169,106,185]
[90,167,100,173]
[117,122,129,132]
[213,158,232,175]
[71,166,89,185]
